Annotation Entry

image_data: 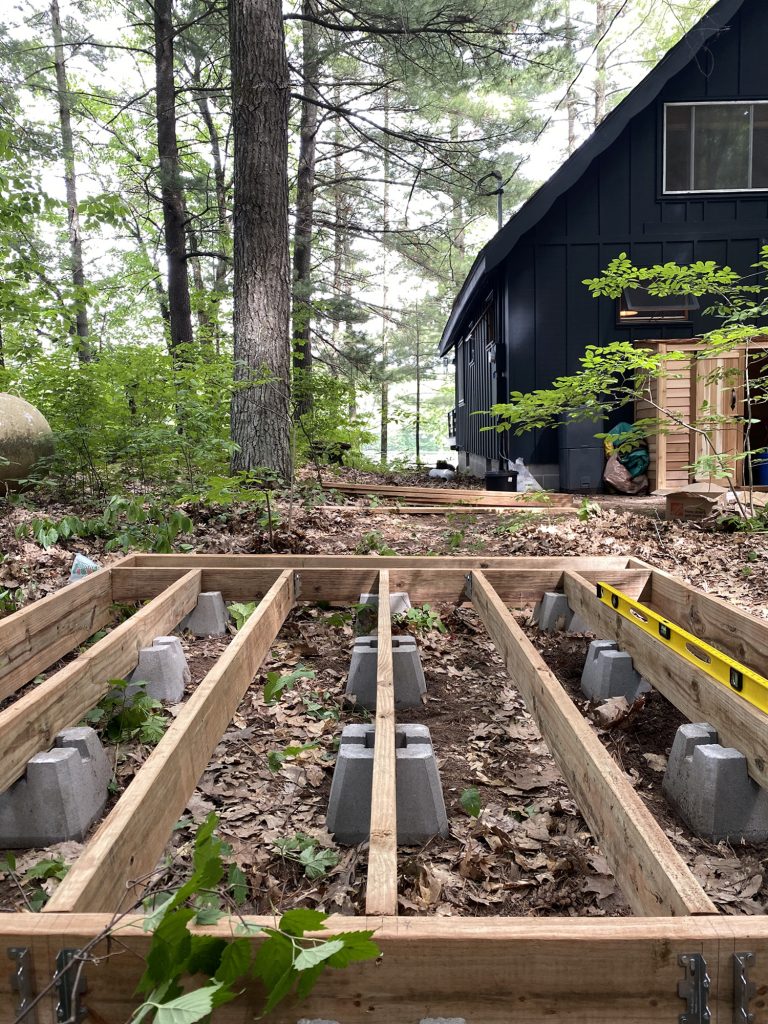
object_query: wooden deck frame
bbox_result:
[3,553,768,1020]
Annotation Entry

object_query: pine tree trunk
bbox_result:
[50,0,91,362]
[229,0,292,479]
[380,95,390,466]
[415,324,421,465]
[154,0,194,356]
[565,0,579,154]
[594,1,609,127]
[292,0,320,415]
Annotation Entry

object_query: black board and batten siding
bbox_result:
[444,0,768,486]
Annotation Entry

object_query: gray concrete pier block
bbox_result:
[0,727,110,847]
[346,635,426,710]
[580,640,651,703]
[532,592,593,634]
[327,724,448,845]
[128,636,191,703]
[359,591,412,615]
[181,591,230,636]
[663,722,768,842]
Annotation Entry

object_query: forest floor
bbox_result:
[1,469,767,917]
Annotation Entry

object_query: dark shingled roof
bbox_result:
[438,0,747,356]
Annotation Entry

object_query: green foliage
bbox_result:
[263,665,316,705]
[354,531,397,555]
[15,496,193,554]
[577,498,601,522]
[267,743,319,774]
[82,679,169,745]
[493,512,537,536]
[132,815,376,1022]
[394,603,447,634]
[228,602,257,630]
[301,690,342,722]
[273,834,340,880]
[0,852,69,911]
[460,786,482,818]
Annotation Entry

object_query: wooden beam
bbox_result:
[314,504,578,515]
[564,569,768,793]
[46,570,295,914]
[648,565,768,671]
[470,571,715,917]
[365,570,398,916]
[0,569,201,793]
[130,554,632,569]
[323,481,577,507]
[111,566,651,607]
[0,565,116,700]
[2,912,761,1024]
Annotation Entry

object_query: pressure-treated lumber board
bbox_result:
[470,571,715,917]
[1,913,759,1024]
[111,566,651,606]
[315,504,578,515]
[324,481,577,507]
[0,569,201,793]
[564,569,768,793]
[46,570,295,915]
[648,565,768,671]
[131,553,631,569]
[365,570,398,916]
[0,565,115,700]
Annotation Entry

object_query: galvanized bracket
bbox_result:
[55,949,87,1023]
[733,952,757,1024]
[293,571,302,599]
[8,946,37,1023]
[464,572,473,599]
[678,952,711,1024]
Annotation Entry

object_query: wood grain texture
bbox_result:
[45,570,294,914]
[0,567,113,699]
[365,569,398,916]
[471,571,714,917]
[3,912,763,1024]
[323,481,577,506]
[111,566,650,606]
[131,553,631,569]
[0,569,202,793]
[565,569,768,793]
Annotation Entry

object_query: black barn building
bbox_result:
[439,0,768,491]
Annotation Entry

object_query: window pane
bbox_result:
[693,104,750,190]
[665,105,692,191]
[753,105,768,188]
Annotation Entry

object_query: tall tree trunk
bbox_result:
[229,0,292,479]
[0,320,5,370]
[415,324,421,465]
[594,1,610,127]
[292,0,320,416]
[331,80,349,351]
[450,117,465,285]
[565,0,579,154]
[50,0,91,362]
[380,96,390,466]
[154,0,194,356]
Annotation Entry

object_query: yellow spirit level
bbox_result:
[595,582,768,715]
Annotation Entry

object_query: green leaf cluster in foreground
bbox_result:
[132,813,379,1022]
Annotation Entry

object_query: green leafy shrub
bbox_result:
[394,603,447,634]
[82,679,168,745]
[263,665,316,705]
[273,833,340,880]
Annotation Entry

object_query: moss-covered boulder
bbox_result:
[0,394,55,488]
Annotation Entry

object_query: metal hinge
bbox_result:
[679,952,711,1024]
[464,572,473,599]
[734,952,757,1024]
[8,946,37,1023]
[293,571,302,599]
[55,949,87,1023]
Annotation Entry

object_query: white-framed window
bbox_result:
[664,101,768,193]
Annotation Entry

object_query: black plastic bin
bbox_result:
[485,470,518,492]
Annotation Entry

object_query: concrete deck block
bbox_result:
[580,640,651,703]
[327,724,448,845]
[663,722,768,842]
[346,635,426,710]
[359,591,412,615]
[128,636,190,703]
[181,591,230,636]
[0,727,110,847]
[535,592,573,632]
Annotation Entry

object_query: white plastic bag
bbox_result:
[429,468,455,481]
[513,458,543,493]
